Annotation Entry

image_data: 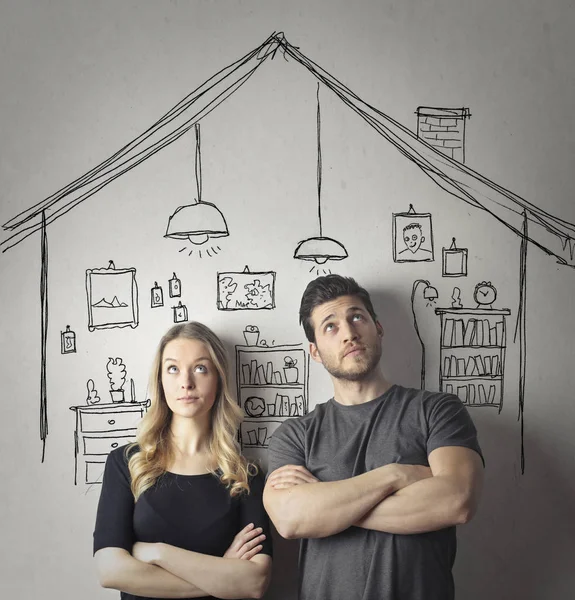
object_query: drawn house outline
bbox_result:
[2,32,574,468]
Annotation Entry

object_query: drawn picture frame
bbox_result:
[392,206,434,263]
[217,266,276,311]
[86,262,139,331]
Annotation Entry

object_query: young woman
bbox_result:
[94,322,272,599]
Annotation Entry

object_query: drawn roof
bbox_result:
[3,32,575,266]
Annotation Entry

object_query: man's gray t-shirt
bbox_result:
[267,384,483,600]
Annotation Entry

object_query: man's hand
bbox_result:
[223,523,267,560]
[267,465,319,490]
[132,541,162,565]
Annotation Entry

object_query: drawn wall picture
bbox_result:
[416,107,471,164]
[235,330,309,450]
[151,282,164,308]
[393,205,434,262]
[442,238,468,277]
[86,261,139,331]
[217,266,276,311]
[173,300,189,323]
[60,325,76,354]
[168,273,181,298]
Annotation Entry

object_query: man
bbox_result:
[264,274,484,600]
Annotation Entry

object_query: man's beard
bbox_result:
[319,340,382,382]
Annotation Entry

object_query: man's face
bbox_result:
[403,226,424,253]
[309,295,383,382]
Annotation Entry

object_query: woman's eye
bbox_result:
[195,365,207,373]
[167,365,178,374]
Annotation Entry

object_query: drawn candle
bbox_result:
[169,272,181,297]
[173,301,188,323]
[61,325,76,354]
[151,282,164,308]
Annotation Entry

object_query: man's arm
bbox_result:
[355,446,484,535]
[264,463,431,539]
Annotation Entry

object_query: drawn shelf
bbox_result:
[235,344,309,449]
[435,307,511,411]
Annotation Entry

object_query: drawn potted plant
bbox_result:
[283,356,299,384]
[106,357,127,403]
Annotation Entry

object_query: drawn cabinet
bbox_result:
[70,400,150,485]
[435,308,511,411]
[235,344,309,448]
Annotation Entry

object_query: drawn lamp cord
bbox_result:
[165,122,229,249]
[294,83,348,267]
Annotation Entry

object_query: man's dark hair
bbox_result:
[299,274,378,343]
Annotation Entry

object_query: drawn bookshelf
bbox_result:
[435,307,511,412]
[235,344,309,449]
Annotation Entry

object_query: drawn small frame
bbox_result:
[442,238,468,277]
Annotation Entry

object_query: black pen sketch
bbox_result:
[69,399,150,485]
[217,266,275,311]
[172,301,189,323]
[416,107,471,164]
[165,123,228,253]
[442,238,468,277]
[151,282,164,308]
[3,32,574,468]
[436,306,511,413]
[393,205,434,262]
[106,357,127,403]
[168,273,181,298]
[86,379,101,405]
[473,281,498,309]
[294,83,347,272]
[236,330,309,450]
[451,287,463,308]
[411,280,439,389]
[60,325,76,354]
[86,261,139,331]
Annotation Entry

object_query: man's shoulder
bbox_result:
[270,400,331,441]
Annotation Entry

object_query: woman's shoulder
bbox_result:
[107,443,140,468]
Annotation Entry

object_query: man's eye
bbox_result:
[325,324,334,332]
[352,314,363,321]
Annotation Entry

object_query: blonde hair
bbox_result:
[127,322,255,500]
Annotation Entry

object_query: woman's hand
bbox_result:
[223,523,266,560]
[132,541,162,565]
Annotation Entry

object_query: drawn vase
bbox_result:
[110,389,125,403]
[283,366,299,384]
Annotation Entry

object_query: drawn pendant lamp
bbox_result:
[165,122,228,247]
[294,84,348,265]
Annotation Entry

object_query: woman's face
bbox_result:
[160,337,219,422]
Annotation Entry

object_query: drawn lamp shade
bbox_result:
[294,236,348,264]
[165,201,228,245]
[165,122,229,246]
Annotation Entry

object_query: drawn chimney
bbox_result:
[416,107,471,163]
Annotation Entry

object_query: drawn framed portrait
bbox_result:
[392,205,434,263]
[86,261,139,331]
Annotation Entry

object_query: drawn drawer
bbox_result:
[83,434,137,456]
[85,461,106,485]
[80,410,143,433]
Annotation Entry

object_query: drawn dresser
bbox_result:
[69,400,150,485]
